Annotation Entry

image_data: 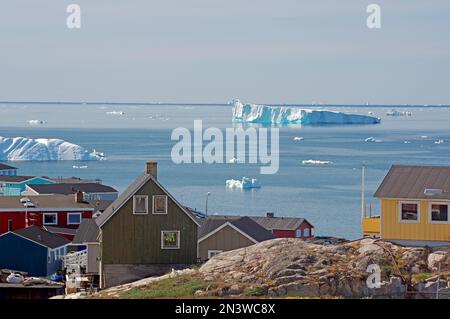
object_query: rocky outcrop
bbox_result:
[199,238,450,299]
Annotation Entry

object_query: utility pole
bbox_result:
[205,192,211,216]
[361,163,366,220]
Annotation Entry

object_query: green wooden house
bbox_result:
[95,161,200,288]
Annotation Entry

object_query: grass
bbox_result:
[412,272,434,284]
[119,274,215,299]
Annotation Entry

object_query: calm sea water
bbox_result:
[1,103,450,239]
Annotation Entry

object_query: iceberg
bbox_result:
[302,160,333,165]
[293,137,304,141]
[28,120,45,125]
[365,137,382,143]
[226,177,261,189]
[106,111,125,115]
[0,136,105,161]
[232,99,380,125]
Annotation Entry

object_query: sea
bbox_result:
[1,102,450,239]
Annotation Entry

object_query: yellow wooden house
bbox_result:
[362,165,450,246]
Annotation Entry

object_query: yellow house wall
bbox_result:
[381,199,450,242]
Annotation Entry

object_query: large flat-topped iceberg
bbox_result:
[232,99,380,125]
[0,136,105,161]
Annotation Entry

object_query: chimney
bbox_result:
[266,212,275,218]
[75,191,84,203]
[146,161,158,179]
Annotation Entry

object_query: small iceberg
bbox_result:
[404,141,411,144]
[302,159,333,165]
[293,137,304,141]
[73,165,88,169]
[365,137,382,143]
[106,111,125,115]
[435,139,445,145]
[226,177,261,189]
[232,99,380,125]
[28,120,45,125]
[228,157,238,164]
[386,110,412,116]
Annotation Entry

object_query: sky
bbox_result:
[0,0,449,105]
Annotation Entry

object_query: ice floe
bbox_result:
[226,177,261,189]
[293,137,304,141]
[365,137,382,143]
[302,159,334,165]
[28,120,45,125]
[0,136,105,161]
[232,99,380,125]
[435,139,445,144]
[386,110,412,116]
[106,111,125,115]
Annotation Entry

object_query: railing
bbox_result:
[362,215,381,237]
[62,250,88,268]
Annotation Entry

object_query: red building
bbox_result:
[0,194,94,240]
[251,213,315,239]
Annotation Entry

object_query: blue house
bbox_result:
[0,176,55,196]
[0,164,17,176]
[0,226,70,277]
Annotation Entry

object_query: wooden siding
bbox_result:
[101,179,198,265]
[0,233,48,276]
[381,199,450,242]
[198,225,255,261]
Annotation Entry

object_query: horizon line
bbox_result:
[1,100,449,108]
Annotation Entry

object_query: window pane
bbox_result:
[134,196,147,213]
[68,214,81,224]
[431,204,448,222]
[162,231,178,248]
[303,228,310,237]
[401,203,418,221]
[154,195,167,213]
[44,214,57,224]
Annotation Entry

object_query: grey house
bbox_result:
[197,216,275,261]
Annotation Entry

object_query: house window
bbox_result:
[7,219,13,231]
[67,213,82,225]
[400,202,419,222]
[303,228,310,237]
[43,213,58,225]
[208,250,223,258]
[161,231,180,249]
[430,204,449,223]
[133,195,148,214]
[153,195,168,214]
[295,229,302,238]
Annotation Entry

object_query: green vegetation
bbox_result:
[412,272,433,284]
[119,274,215,299]
[241,286,267,297]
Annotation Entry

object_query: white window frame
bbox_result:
[133,195,149,215]
[161,230,180,249]
[67,212,82,225]
[152,195,168,215]
[428,202,450,224]
[398,201,420,223]
[207,250,223,258]
[43,213,58,225]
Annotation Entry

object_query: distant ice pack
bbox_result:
[0,136,105,161]
[232,99,380,125]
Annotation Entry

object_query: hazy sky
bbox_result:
[0,1,449,104]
